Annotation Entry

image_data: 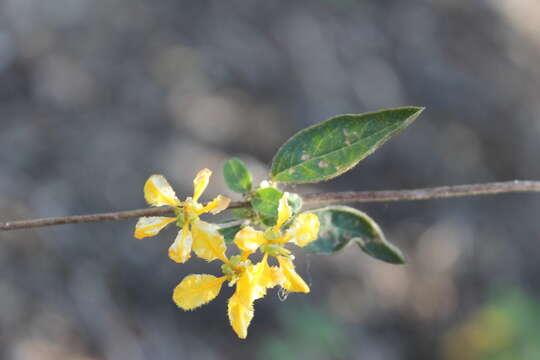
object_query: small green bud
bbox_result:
[260,243,287,257]
[186,211,198,223]
[232,208,253,220]
[229,255,242,267]
[175,211,185,227]
[221,263,235,277]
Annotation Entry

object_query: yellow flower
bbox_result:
[173,252,281,339]
[233,192,319,293]
[134,169,231,263]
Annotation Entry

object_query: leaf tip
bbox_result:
[223,157,253,193]
[413,106,425,115]
[358,240,407,265]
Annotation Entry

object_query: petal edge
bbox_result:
[193,169,212,201]
[191,220,228,263]
[173,274,226,310]
[234,226,267,252]
[286,213,320,247]
[169,227,193,263]
[227,289,254,339]
[144,175,181,207]
[277,256,310,293]
[134,216,176,239]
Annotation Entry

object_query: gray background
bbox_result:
[1,0,540,359]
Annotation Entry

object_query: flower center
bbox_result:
[263,228,281,240]
[221,255,252,284]
[260,243,291,257]
[175,198,203,227]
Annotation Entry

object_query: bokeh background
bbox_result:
[1,0,540,359]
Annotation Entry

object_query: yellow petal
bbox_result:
[240,250,253,262]
[227,258,273,339]
[168,226,192,263]
[173,274,226,310]
[277,256,310,293]
[193,168,212,202]
[262,265,284,289]
[234,260,268,305]
[191,219,227,263]
[144,175,181,207]
[199,195,231,215]
[244,258,269,301]
[260,255,284,289]
[286,213,320,247]
[134,216,175,239]
[274,192,292,231]
[228,289,254,339]
[234,226,267,252]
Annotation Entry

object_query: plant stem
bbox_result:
[2,180,540,231]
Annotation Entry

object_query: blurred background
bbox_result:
[1,0,540,359]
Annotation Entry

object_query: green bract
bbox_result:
[231,208,253,220]
[223,158,253,193]
[271,107,424,183]
[250,187,283,226]
[287,192,303,217]
[305,206,405,264]
[218,222,243,243]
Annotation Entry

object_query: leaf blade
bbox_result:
[218,221,243,243]
[223,158,253,193]
[250,187,283,226]
[271,107,424,183]
[305,206,405,264]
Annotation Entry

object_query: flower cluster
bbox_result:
[134,169,230,263]
[134,169,320,339]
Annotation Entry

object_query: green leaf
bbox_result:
[232,208,253,220]
[250,187,283,226]
[218,221,243,243]
[287,192,303,216]
[223,158,253,193]
[271,107,424,183]
[305,206,405,264]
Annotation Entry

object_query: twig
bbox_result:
[1,180,539,231]
[302,180,540,204]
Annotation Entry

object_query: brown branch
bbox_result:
[2,180,540,231]
[302,180,540,204]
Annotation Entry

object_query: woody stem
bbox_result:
[1,180,540,231]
